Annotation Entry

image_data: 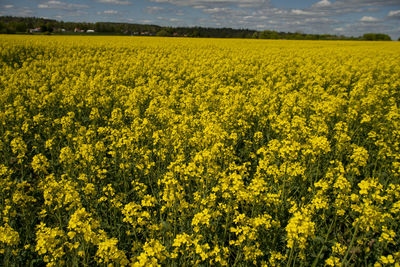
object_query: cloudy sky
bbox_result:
[2,0,400,39]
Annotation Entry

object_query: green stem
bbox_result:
[223,199,232,242]
[311,215,337,267]
[286,241,296,267]
[341,222,359,267]
[233,247,243,267]
[292,251,298,267]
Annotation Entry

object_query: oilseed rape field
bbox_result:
[1,35,400,266]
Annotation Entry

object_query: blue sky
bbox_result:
[1,0,400,39]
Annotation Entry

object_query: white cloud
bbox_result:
[38,1,88,10]
[4,5,14,8]
[102,10,119,14]
[146,6,165,13]
[291,9,315,15]
[272,9,287,15]
[360,16,379,22]
[334,0,400,8]
[62,10,89,17]
[308,0,400,16]
[97,0,131,5]
[203,7,231,14]
[388,10,400,17]
[147,6,185,16]
[313,0,331,8]
[2,6,33,16]
[149,0,267,7]
[305,17,337,23]
[157,16,182,22]
[137,19,154,24]
[104,9,118,14]
[238,1,267,8]
[286,21,302,25]
[334,27,344,31]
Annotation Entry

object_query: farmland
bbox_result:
[1,35,400,266]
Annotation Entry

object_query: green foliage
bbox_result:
[256,30,361,40]
[156,29,171,37]
[0,15,380,41]
[259,30,280,39]
[15,22,27,33]
[363,33,391,41]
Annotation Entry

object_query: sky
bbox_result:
[1,0,400,39]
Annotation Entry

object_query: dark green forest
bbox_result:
[0,16,393,41]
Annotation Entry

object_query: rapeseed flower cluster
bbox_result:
[1,35,400,265]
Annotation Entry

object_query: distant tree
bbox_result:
[46,22,54,32]
[305,34,315,40]
[398,37,400,41]
[156,29,171,37]
[363,33,391,41]
[40,24,47,32]
[6,25,16,34]
[259,30,280,39]
[188,30,199,37]
[15,22,27,32]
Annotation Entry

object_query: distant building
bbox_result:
[74,28,84,33]
[87,29,95,33]
[29,27,41,33]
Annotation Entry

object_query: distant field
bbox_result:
[1,35,400,266]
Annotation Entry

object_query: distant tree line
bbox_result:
[253,30,360,40]
[254,30,392,41]
[156,26,255,38]
[362,33,392,41]
[0,16,394,41]
[0,16,161,35]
